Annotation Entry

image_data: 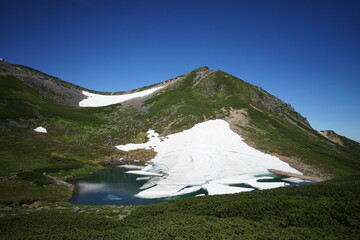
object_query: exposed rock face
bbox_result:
[250,86,311,128]
[0,60,86,106]
[319,130,345,146]
[225,108,251,136]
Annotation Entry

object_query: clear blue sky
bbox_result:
[1,0,359,141]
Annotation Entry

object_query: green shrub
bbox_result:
[16,171,54,185]
[33,157,84,173]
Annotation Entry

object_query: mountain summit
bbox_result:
[0,61,359,203]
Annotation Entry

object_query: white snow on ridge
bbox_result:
[116,119,302,198]
[79,86,163,107]
[34,126,47,133]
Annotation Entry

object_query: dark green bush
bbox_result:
[33,157,84,173]
[16,171,54,185]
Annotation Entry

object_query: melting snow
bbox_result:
[126,170,163,176]
[118,164,144,170]
[79,86,163,107]
[116,119,302,199]
[34,126,47,133]
[203,182,253,195]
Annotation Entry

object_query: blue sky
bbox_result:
[1,0,359,141]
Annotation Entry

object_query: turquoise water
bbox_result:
[68,167,163,205]
[68,167,312,205]
[68,166,206,205]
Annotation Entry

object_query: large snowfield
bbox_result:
[116,119,302,199]
[79,86,163,107]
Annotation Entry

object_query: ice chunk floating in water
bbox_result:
[116,119,302,199]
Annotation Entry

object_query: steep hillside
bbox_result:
[141,67,360,178]
[0,59,87,106]
[0,61,359,205]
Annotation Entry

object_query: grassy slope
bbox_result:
[0,75,114,173]
[0,75,150,204]
[0,67,359,204]
[144,69,360,177]
[1,174,359,239]
[245,106,360,176]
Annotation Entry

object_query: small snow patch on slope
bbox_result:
[34,126,47,133]
[79,86,163,107]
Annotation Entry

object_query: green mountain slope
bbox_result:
[141,67,360,178]
[0,73,152,204]
[0,61,359,205]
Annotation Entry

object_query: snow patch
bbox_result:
[79,86,163,107]
[172,186,202,196]
[117,164,144,169]
[126,170,163,176]
[136,184,188,199]
[215,175,285,190]
[203,182,253,195]
[116,119,302,199]
[34,126,47,133]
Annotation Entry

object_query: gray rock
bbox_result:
[8,120,29,128]
[0,60,86,107]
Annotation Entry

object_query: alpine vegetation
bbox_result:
[0,60,359,239]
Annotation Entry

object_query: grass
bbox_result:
[0,75,149,203]
[0,179,72,207]
[16,171,54,185]
[244,106,360,176]
[0,76,144,173]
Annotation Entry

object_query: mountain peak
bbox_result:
[194,66,211,72]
